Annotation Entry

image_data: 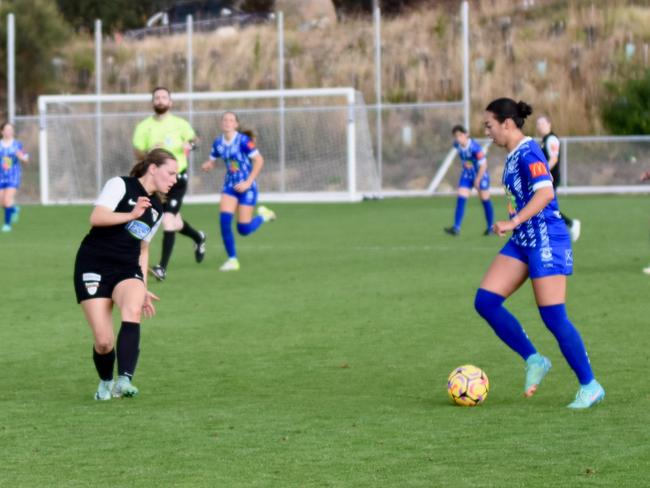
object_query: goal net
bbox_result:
[37,88,379,204]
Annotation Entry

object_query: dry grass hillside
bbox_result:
[55,0,650,135]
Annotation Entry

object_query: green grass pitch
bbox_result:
[1,195,649,487]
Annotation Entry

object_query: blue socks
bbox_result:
[220,213,265,258]
[237,215,264,236]
[481,199,494,230]
[475,289,595,386]
[474,288,537,360]
[453,196,467,230]
[538,304,594,385]
[4,206,15,225]
[220,212,237,258]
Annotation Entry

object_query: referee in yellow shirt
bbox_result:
[133,87,206,281]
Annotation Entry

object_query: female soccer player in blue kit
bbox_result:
[444,125,494,236]
[201,112,275,271]
[0,122,29,232]
[474,98,604,409]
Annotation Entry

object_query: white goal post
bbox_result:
[38,88,379,204]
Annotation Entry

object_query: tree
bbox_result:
[331,0,450,19]
[0,0,71,113]
[55,0,167,33]
[602,71,650,135]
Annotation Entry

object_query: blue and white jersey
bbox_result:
[209,131,260,190]
[0,139,25,187]
[502,137,567,247]
[454,138,486,178]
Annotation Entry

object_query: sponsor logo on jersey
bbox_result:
[2,156,12,170]
[151,208,159,221]
[125,220,152,240]
[170,199,178,208]
[228,159,241,172]
[128,198,137,206]
[476,151,485,160]
[528,162,548,178]
[246,140,256,150]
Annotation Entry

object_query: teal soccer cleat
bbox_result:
[94,380,114,401]
[567,380,605,409]
[112,375,139,398]
[524,353,552,397]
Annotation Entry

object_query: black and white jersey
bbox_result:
[78,176,163,266]
[542,132,561,184]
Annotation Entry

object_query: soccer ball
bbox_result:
[447,365,489,406]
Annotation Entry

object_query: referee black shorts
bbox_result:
[163,171,188,214]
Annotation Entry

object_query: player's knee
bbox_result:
[95,338,114,354]
[474,288,504,318]
[120,303,142,322]
[237,222,252,236]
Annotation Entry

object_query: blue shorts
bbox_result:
[500,237,573,279]
[0,169,21,189]
[459,170,489,191]
[222,183,258,206]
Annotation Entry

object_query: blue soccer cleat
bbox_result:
[567,379,605,409]
[524,353,552,397]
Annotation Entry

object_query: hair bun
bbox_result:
[516,101,533,118]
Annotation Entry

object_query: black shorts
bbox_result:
[163,172,188,214]
[73,250,144,303]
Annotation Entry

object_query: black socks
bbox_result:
[116,321,140,379]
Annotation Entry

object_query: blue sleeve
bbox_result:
[520,148,553,191]
[471,141,486,163]
[209,139,219,160]
[240,135,258,157]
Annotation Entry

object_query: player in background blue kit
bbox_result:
[0,122,29,232]
[201,112,276,271]
[474,98,604,409]
[444,125,494,236]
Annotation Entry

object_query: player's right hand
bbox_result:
[130,196,151,219]
[201,160,215,172]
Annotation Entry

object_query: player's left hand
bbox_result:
[143,290,160,319]
[234,179,252,192]
[493,220,517,237]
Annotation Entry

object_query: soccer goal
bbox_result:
[37,88,379,204]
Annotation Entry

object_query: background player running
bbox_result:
[0,122,29,232]
[444,125,494,236]
[201,112,275,272]
[133,86,206,281]
[73,149,178,400]
[474,98,604,409]
[536,115,580,242]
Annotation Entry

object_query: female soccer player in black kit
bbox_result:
[73,149,178,400]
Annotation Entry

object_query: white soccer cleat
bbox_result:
[569,219,581,242]
[257,205,276,222]
[219,257,240,272]
[643,265,650,275]
[94,379,114,401]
